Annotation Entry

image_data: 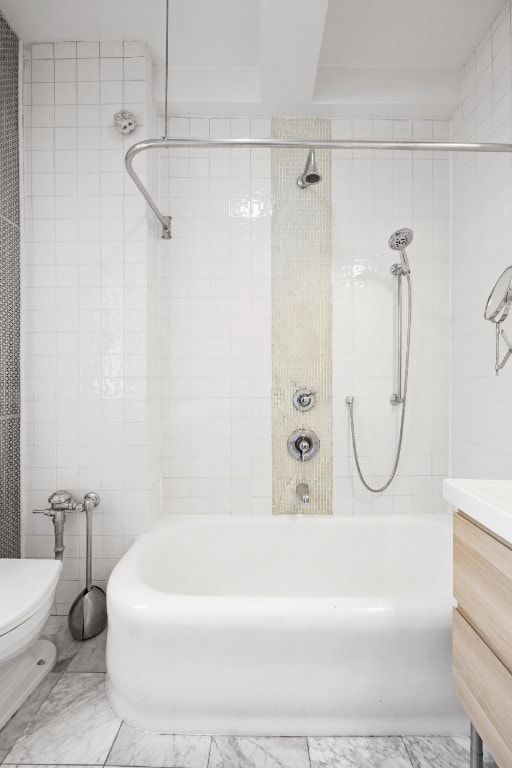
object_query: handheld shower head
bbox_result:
[297,149,322,188]
[389,228,413,274]
[388,228,413,251]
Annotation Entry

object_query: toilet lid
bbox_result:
[0,559,61,636]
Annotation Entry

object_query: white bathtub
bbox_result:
[106,513,466,735]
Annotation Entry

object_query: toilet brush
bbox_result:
[68,492,107,641]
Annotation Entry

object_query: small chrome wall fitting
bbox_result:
[114,109,136,134]
[293,389,316,411]
[287,429,320,461]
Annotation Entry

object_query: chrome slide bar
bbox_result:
[125,137,512,239]
[395,273,403,404]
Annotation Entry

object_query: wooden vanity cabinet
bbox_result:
[453,511,512,768]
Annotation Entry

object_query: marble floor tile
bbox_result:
[308,737,412,768]
[4,673,121,765]
[41,616,81,672]
[404,736,490,768]
[0,672,61,762]
[67,630,107,673]
[208,737,310,768]
[106,724,211,768]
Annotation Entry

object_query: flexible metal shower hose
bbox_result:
[346,272,412,493]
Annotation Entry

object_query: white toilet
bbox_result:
[0,558,61,730]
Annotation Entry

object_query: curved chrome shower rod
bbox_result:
[125,136,512,239]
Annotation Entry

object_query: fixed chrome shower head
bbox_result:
[297,148,322,188]
[388,228,413,274]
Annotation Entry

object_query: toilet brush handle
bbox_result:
[84,497,94,591]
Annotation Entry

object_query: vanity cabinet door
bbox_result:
[453,608,512,768]
[453,511,512,672]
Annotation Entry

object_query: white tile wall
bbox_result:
[23,16,511,593]
[159,116,272,515]
[331,118,451,515]
[159,116,451,518]
[451,0,512,479]
[23,40,160,613]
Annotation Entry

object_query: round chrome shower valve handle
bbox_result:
[287,429,320,461]
[293,389,316,411]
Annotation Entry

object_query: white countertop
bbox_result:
[443,478,512,546]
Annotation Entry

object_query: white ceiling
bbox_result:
[0,0,504,118]
[320,0,502,69]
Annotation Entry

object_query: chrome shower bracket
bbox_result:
[161,215,172,239]
[390,263,405,277]
[495,322,512,375]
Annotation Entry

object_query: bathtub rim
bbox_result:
[107,512,453,621]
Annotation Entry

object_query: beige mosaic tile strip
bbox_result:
[271,118,332,515]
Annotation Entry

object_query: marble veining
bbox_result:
[67,630,107,673]
[308,736,413,768]
[106,724,211,768]
[0,629,495,768]
[0,672,61,763]
[209,737,310,768]
[41,616,82,672]
[405,736,497,768]
[4,673,121,765]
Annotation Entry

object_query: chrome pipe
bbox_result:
[127,137,512,153]
[125,141,172,238]
[163,0,169,139]
[125,137,512,239]
[53,517,65,561]
[85,498,93,591]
